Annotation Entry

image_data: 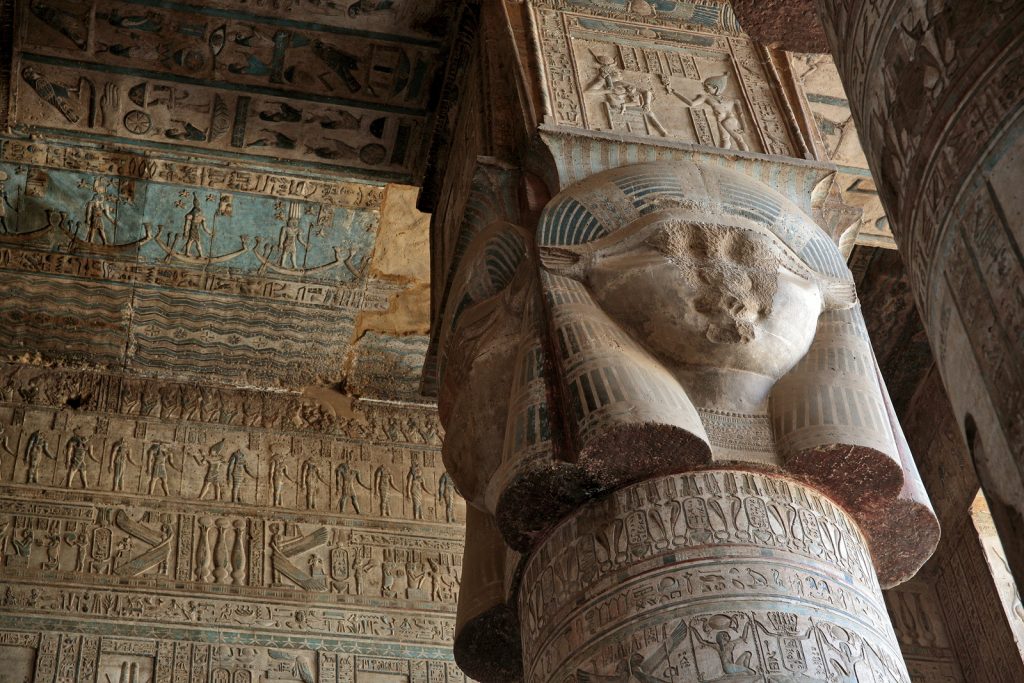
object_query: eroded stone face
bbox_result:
[577,215,824,412]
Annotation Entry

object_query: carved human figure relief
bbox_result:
[335,462,369,514]
[300,458,327,510]
[269,453,294,507]
[373,465,401,517]
[109,438,137,492]
[437,472,457,523]
[146,442,179,495]
[194,441,230,501]
[65,427,99,488]
[665,74,748,151]
[226,449,255,503]
[406,463,432,521]
[535,12,795,153]
[24,430,57,484]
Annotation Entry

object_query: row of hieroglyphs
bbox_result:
[518,471,904,683]
[0,364,444,446]
[0,493,462,608]
[8,0,460,177]
[0,632,469,683]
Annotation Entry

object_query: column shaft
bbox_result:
[520,470,908,682]
[815,0,1024,587]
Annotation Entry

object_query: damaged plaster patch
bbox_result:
[341,183,433,398]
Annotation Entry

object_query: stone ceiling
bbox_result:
[789,52,896,249]
[0,0,462,402]
[8,0,456,181]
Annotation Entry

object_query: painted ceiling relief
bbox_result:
[0,138,431,399]
[0,0,461,675]
[789,53,895,249]
[10,0,459,181]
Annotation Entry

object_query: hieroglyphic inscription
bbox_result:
[815,0,1024,518]
[6,0,457,179]
[0,367,463,677]
[1,140,385,210]
[519,470,907,683]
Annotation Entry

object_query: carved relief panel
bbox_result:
[0,361,465,672]
[0,138,432,398]
[788,53,893,249]
[6,0,460,179]
[0,633,469,683]
[532,5,797,156]
[519,470,907,683]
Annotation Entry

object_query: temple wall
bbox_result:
[0,362,467,683]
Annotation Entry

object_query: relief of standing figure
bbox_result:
[0,425,16,479]
[146,442,180,495]
[335,461,370,514]
[181,194,212,258]
[278,203,308,270]
[301,457,327,510]
[194,440,229,501]
[666,74,749,151]
[405,462,432,521]
[24,430,56,484]
[65,427,100,488]
[83,179,116,244]
[373,465,402,517]
[109,438,138,492]
[226,448,256,503]
[437,471,457,523]
[269,453,294,507]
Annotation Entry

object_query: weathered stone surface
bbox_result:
[731,0,829,53]
[437,159,937,585]
[453,507,522,683]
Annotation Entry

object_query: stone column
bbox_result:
[801,0,1024,587]
[438,159,939,681]
[521,470,906,682]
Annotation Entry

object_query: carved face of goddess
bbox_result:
[581,216,824,385]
